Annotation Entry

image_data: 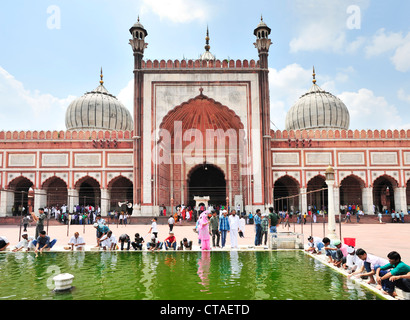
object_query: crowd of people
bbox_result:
[305,235,410,298]
[1,205,283,253]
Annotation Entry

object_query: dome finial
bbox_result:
[205,25,210,52]
[312,66,317,84]
[100,67,104,85]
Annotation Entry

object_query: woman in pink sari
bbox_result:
[198,211,211,250]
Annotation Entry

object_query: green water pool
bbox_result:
[0,251,381,300]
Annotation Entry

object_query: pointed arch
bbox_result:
[273,175,301,212]
[339,174,365,209]
[373,175,398,213]
[42,176,68,207]
[74,176,101,207]
[306,175,328,212]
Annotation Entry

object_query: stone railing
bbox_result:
[0,130,134,141]
[142,59,259,70]
[271,129,410,140]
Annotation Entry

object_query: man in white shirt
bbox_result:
[99,231,117,250]
[12,233,35,252]
[344,247,364,273]
[306,236,324,254]
[228,210,240,249]
[68,232,86,251]
[348,248,389,284]
[148,217,158,238]
[168,215,175,232]
[238,216,246,238]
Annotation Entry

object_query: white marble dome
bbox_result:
[285,79,350,131]
[65,80,133,131]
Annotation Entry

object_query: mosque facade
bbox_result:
[1,18,410,217]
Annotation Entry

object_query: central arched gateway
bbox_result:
[155,91,247,210]
[187,164,226,208]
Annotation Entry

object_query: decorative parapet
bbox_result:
[0,130,134,141]
[271,129,410,140]
[141,59,259,70]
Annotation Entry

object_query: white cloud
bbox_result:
[141,0,210,23]
[289,0,368,54]
[365,28,404,57]
[290,22,348,53]
[338,88,404,130]
[365,28,410,72]
[398,88,410,103]
[0,66,76,131]
[391,38,410,72]
[117,78,134,113]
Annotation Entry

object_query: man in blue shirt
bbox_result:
[32,231,57,253]
[254,209,262,246]
[218,210,230,248]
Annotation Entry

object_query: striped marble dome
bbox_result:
[65,76,133,131]
[285,77,350,131]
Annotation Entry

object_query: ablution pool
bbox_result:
[0,250,382,300]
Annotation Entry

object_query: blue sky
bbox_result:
[0,0,410,131]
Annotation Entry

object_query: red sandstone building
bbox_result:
[0,18,409,217]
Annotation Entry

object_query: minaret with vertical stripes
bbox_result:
[129,16,148,216]
[254,16,273,210]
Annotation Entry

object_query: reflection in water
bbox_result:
[164,253,177,269]
[230,251,242,279]
[0,251,382,300]
[140,252,158,300]
[197,251,211,292]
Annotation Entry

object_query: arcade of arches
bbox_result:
[2,175,133,215]
[273,174,410,214]
[3,173,410,215]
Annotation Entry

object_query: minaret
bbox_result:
[129,16,148,216]
[254,16,273,210]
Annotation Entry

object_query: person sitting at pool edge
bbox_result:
[119,234,131,250]
[348,248,389,285]
[12,233,35,252]
[332,240,348,268]
[32,231,57,253]
[94,222,110,247]
[98,231,118,251]
[147,234,162,251]
[164,231,177,250]
[131,233,144,250]
[178,238,193,250]
[376,251,410,297]
[68,232,86,251]
[306,236,324,254]
[343,246,363,274]
[322,237,339,264]
[0,236,10,251]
